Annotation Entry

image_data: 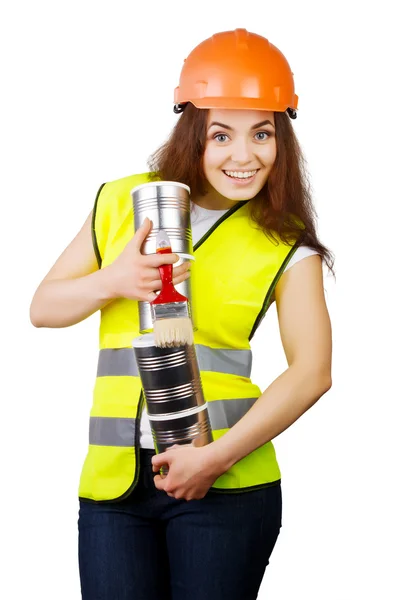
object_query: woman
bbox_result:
[30,29,333,600]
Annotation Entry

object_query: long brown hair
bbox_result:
[148,103,335,275]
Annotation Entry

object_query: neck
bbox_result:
[191,189,239,211]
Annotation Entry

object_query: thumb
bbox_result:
[131,217,152,252]
[152,451,170,472]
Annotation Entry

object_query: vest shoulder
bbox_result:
[93,173,155,264]
[100,172,154,200]
[94,172,156,220]
[237,203,301,249]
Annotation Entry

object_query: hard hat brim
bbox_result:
[185,95,298,113]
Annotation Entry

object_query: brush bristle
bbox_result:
[153,317,194,348]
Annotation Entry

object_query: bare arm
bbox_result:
[30,214,190,328]
[30,211,108,328]
[150,254,333,500]
[209,254,333,471]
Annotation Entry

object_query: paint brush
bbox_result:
[150,230,194,348]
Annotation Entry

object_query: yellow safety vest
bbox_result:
[79,172,300,502]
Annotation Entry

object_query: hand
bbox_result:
[104,218,191,302]
[152,444,222,501]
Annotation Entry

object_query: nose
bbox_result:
[230,137,253,164]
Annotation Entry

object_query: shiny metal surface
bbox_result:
[151,409,212,450]
[131,181,195,333]
[133,335,212,456]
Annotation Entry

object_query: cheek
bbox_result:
[260,141,277,166]
[203,144,226,173]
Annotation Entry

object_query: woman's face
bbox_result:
[203,109,277,204]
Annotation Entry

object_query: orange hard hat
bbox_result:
[174,29,298,118]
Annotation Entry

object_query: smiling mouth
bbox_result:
[223,169,259,179]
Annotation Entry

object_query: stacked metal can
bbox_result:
[132,333,213,455]
[131,180,211,456]
[131,181,195,333]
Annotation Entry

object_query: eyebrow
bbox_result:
[208,119,275,131]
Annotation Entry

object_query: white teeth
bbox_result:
[224,170,257,179]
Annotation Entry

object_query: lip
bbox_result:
[223,170,259,185]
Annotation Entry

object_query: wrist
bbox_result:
[203,440,235,477]
[96,265,118,302]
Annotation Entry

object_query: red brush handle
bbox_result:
[152,247,188,305]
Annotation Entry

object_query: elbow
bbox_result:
[30,293,46,327]
[30,318,44,328]
[30,284,48,327]
[30,305,43,328]
[315,368,332,396]
[298,364,332,396]
[320,373,332,394]
[292,360,332,395]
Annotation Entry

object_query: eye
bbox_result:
[254,131,270,141]
[214,133,229,143]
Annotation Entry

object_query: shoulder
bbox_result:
[269,246,321,304]
[283,245,319,273]
[276,249,323,302]
[92,172,153,260]
[98,172,153,203]
[93,171,153,223]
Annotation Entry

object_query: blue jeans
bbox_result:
[78,449,282,600]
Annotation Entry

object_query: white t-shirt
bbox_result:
[139,204,318,448]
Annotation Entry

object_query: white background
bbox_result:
[1,0,399,598]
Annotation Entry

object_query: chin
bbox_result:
[215,183,264,201]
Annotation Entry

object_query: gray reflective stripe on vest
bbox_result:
[97,349,139,377]
[89,416,136,446]
[195,345,252,378]
[88,397,257,446]
[207,397,258,429]
[97,346,252,378]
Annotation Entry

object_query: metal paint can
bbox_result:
[131,181,195,333]
[132,333,212,457]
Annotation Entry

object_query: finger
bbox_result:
[172,272,191,286]
[172,262,191,276]
[135,282,160,301]
[152,452,169,470]
[144,273,189,301]
[140,267,163,283]
[142,263,189,291]
[145,271,188,294]
[131,218,153,252]
[143,253,180,267]
[154,474,166,490]
[146,279,162,291]
[143,266,189,298]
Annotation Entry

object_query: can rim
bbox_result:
[132,333,155,348]
[130,181,191,195]
[148,403,208,422]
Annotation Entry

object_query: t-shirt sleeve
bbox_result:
[283,245,319,273]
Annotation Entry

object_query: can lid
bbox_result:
[178,253,195,261]
[130,181,191,195]
[132,333,155,348]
